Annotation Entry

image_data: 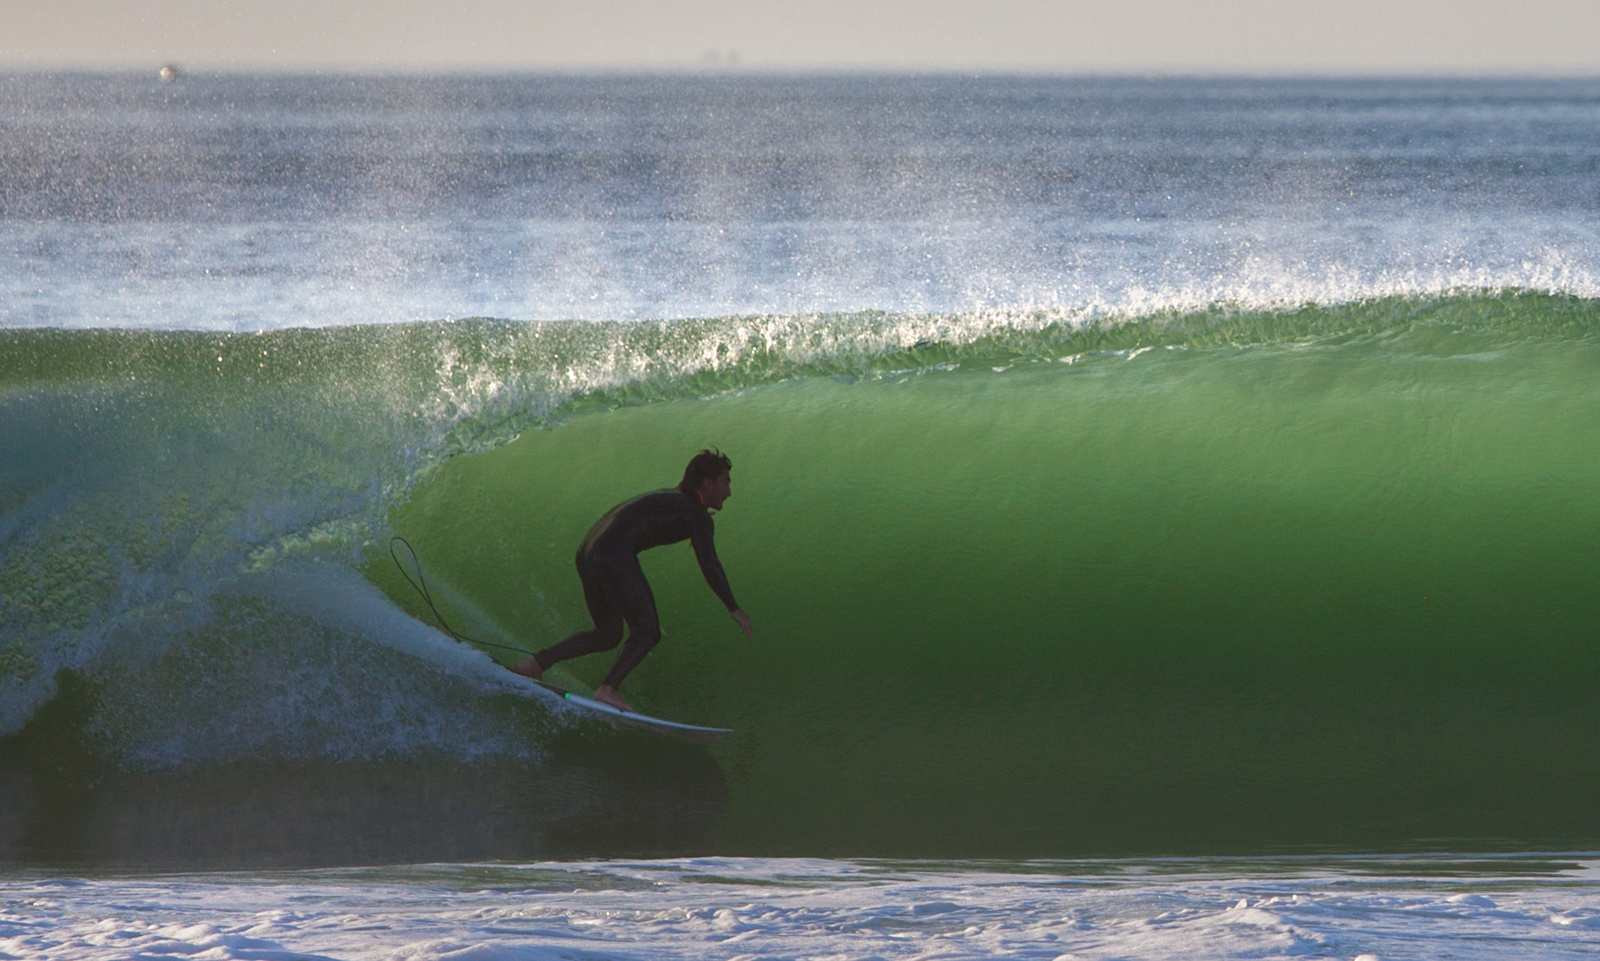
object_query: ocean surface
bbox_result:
[4,72,1600,958]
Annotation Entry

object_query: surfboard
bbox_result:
[516,678,733,743]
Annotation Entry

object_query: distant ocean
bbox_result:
[4,73,1600,959]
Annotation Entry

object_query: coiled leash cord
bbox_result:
[389,536,535,659]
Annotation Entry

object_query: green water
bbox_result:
[3,294,1599,861]
[375,308,1600,856]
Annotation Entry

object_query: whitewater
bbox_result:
[9,857,1600,961]
[4,73,1600,958]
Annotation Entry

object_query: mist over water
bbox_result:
[3,74,1599,329]
[3,76,1600,882]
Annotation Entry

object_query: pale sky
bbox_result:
[4,0,1598,75]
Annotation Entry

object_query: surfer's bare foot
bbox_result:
[593,685,634,713]
[512,658,543,681]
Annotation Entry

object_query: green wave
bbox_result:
[372,290,1600,855]
[4,290,1600,857]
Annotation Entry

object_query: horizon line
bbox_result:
[5,63,1600,82]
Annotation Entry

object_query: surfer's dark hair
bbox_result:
[678,448,732,494]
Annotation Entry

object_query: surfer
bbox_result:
[513,449,752,712]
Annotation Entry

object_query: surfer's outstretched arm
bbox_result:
[690,515,751,637]
[688,512,740,609]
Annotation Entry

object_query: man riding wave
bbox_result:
[514,449,752,712]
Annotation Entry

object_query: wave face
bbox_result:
[4,291,1600,861]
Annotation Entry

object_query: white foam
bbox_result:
[5,857,1599,961]
[240,567,532,699]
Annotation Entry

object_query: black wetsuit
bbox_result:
[531,489,739,690]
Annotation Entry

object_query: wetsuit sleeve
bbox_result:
[690,512,740,611]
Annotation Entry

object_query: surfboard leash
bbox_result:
[388,536,536,659]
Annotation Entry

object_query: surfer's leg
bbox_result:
[522,613,625,676]
[521,556,626,677]
[597,560,661,700]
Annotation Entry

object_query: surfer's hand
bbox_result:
[730,609,752,637]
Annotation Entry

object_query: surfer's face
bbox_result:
[699,471,732,510]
